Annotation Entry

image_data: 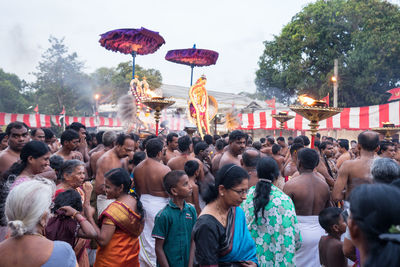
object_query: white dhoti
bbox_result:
[295,215,325,267]
[139,194,169,267]
[96,194,114,217]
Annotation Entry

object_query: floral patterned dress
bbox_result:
[241,185,301,267]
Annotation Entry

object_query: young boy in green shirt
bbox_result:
[152,170,197,267]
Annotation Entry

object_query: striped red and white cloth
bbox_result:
[0,113,122,128]
[240,101,400,130]
[0,112,186,130]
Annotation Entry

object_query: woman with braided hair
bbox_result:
[241,157,301,266]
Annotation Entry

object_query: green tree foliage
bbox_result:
[31,36,94,116]
[92,61,162,103]
[0,68,31,113]
[256,0,400,106]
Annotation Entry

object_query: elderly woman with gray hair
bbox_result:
[55,159,90,200]
[0,178,77,266]
[372,157,400,184]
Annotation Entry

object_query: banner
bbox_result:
[240,100,400,131]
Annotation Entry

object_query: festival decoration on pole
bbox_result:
[165,44,219,86]
[372,122,400,141]
[271,111,294,137]
[290,95,342,148]
[187,76,218,138]
[142,97,175,136]
[99,27,165,131]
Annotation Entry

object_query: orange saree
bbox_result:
[94,201,144,267]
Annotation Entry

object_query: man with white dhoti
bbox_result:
[284,148,331,267]
[133,138,171,267]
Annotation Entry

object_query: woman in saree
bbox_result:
[87,168,144,267]
[192,164,258,267]
[241,157,301,266]
[4,140,51,187]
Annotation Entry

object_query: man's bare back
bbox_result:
[162,149,179,165]
[336,151,351,170]
[211,153,223,175]
[332,157,373,202]
[95,149,125,195]
[90,148,109,178]
[134,158,170,198]
[55,150,83,161]
[271,154,285,173]
[284,171,330,215]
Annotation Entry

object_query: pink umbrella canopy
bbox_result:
[165,47,219,67]
[99,27,165,78]
[165,44,219,85]
[99,27,165,55]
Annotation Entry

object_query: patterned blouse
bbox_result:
[241,185,301,267]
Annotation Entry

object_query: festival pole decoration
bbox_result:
[290,95,342,148]
[187,75,218,138]
[372,122,400,141]
[165,44,219,86]
[99,27,166,131]
[142,97,175,136]
[271,111,294,137]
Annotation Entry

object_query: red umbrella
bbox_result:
[99,27,165,78]
[165,44,219,85]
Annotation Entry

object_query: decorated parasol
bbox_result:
[99,27,165,78]
[165,44,219,86]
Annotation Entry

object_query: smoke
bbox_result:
[2,24,40,81]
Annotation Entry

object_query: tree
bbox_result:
[31,36,94,116]
[255,0,400,106]
[92,62,162,103]
[0,68,31,113]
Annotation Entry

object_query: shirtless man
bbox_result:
[284,148,330,267]
[316,141,336,187]
[260,137,274,155]
[54,130,83,161]
[133,138,171,267]
[211,139,225,175]
[241,148,260,188]
[194,141,215,192]
[161,132,179,165]
[283,143,304,178]
[0,122,30,177]
[332,131,379,203]
[89,131,117,178]
[336,139,351,169]
[67,122,89,162]
[277,136,289,157]
[271,144,285,174]
[378,141,396,159]
[30,128,45,142]
[0,133,7,151]
[167,135,205,181]
[95,133,136,215]
[219,130,246,169]
[88,131,105,156]
[95,133,135,195]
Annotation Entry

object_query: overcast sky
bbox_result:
[1,0,314,94]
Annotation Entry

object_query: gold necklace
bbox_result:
[28,232,45,238]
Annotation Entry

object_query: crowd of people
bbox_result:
[0,121,399,267]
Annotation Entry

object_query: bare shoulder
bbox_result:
[167,156,178,166]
